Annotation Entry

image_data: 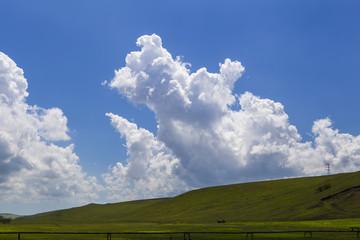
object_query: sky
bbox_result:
[0,0,360,215]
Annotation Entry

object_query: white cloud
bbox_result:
[36,107,71,141]
[0,53,28,104]
[0,52,100,203]
[311,118,360,172]
[103,113,187,201]
[105,34,360,197]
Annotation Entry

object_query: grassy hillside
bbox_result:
[19,171,360,224]
[19,198,168,223]
[0,213,22,219]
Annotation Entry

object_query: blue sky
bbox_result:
[0,1,359,215]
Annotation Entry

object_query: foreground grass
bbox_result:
[0,218,359,239]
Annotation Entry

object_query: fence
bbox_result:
[0,230,359,240]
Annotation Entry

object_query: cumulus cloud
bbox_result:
[0,52,99,203]
[311,118,360,172]
[105,34,360,199]
[36,107,71,141]
[103,113,187,201]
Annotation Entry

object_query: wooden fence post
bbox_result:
[245,233,254,240]
[304,231,312,239]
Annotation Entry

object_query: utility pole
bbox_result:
[325,163,330,175]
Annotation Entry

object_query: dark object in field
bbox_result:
[316,183,331,193]
[217,219,226,223]
[0,216,11,224]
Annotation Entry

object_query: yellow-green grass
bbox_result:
[132,171,360,223]
[20,171,360,223]
[1,219,360,239]
[3,171,360,239]
[19,198,168,224]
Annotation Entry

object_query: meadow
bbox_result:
[1,171,360,239]
[1,218,360,239]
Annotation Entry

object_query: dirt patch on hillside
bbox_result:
[321,186,360,202]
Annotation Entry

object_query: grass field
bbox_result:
[20,171,360,223]
[2,171,360,239]
[1,218,360,239]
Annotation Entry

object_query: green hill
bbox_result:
[19,171,360,223]
[0,213,22,219]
